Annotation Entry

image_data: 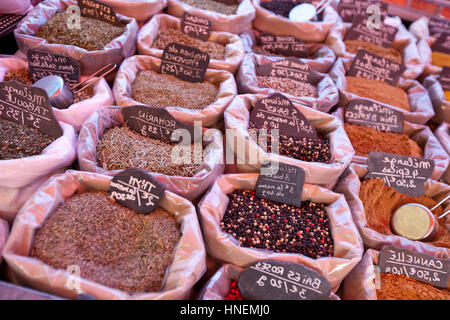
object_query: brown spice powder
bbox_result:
[344,40,403,64]
[180,0,238,15]
[431,51,450,68]
[256,76,318,98]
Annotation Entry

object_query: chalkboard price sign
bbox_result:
[256,32,309,58]
[438,66,450,91]
[78,0,121,26]
[429,17,450,39]
[181,13,212,42]
[337,0,387,23]
[345,15,397,48]
[432,33,450,55]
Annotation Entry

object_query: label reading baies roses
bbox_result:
[238,260,332,300]
[366,151,434,197]
[345,15,397,48]
[161,42,210,83]
[256,32,309,58]
[249,93,318,139]
[347,49,405,86]
[27,50,81,88]
[431,33,450,55]
[379,246,450,289]
[438,66,450,91]
[256,162,305,208]
[181,13,212,42]
[78,0,121,26]
[0,81,63,138]
[337,0,387,23]
[345,99,403,133]
[109,168,165,214]
[429,17,450,39]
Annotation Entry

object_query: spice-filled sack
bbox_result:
[0,55,114,132]
[435,122,450,185]
[14,0,139,75]
[236,55,339,112]
[3,170,206,300]
[422,75,450,124]
[78,106,225,201]
[113,55,237,127]
[252,0,339,43]
[240,30,336,73]
[334,163,450,257]
[137,14,245,74]
[0,0,32,15]
[333,108,449,181]
[329,57,435,124]
[99,0,167,23]
[0,218,8,264]
[197,173,363,292]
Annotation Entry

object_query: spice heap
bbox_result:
[35,9,126,51]
[260,0,304,18]
[0,119,55,160]
[256,76,318,98]
[432,49,450,68]
[153,28,226,60]
[31,191,181,293]
[345,123,423,158]
[97,126,202,177]
[376,273,450,300]
[345,77,411,111]
[180,0,238,15]
[225,280,244,300]
[344,40,402,64]
[131,70,218,110]
[221,190,334,259]
[359,178,450,248]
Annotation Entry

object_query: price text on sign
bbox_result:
[0,81,63,138]
[438,66,450,91]
[345,99,403,133]
[431,33,450,55]
[366,151,434,197]
[27,49,81,87]
[379,246,449,289]
[77,0,121,26]
[345,15,397,48]
[109,168,165,214]
[161,42,210,83]
[256,32,309,58]
[256,162,305,208]
[347,49,405,86]
[181,13,212,42]
[429,17,450,39]
[238,260,332,300]
[337,0,387,23]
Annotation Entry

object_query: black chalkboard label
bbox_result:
[429,17,450,39]
[337,0,387,23]
[27,50,81,88]
[345,99,403,133]
[379,246,449,289]
[0,81,63,138]
[438,66,450,91]
[249,93,318,139]
[109,168,165,214]
[181,13,212,42]
[161,42,210,83]
[345,15,397,48]
[78,0,121,26]
[366,151,434,197]
[347,49,405,86]
[256,162,305,208]
[431,33,450,55]
[238,260,332,300]
[256,32,309,58]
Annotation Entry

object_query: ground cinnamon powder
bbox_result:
[344,40,402,64]
[346,76,411,111]
[431,51,450,68]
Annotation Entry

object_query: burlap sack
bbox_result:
[252,0,339,43]
[14,0,139,75]
[325,16,424,79]
[236,54,339,112]
[137,14,245,74]
[113,55,237,127]
[422,74,450,124]
[0,122,77,222]
[99,0,167,23]
[0,218,8,264]
[197,173,364,292]
[329,57,435,124]
[166,0,255,34]
[435,122,450,185]
[0,0,32,15]
[3,170,206,300]
[224,94,354,186]
[333,107,449,181]
[240,30,336,73]
[334,163,450,257]
[0,55,114,132]
[77,106,225,201]
[197,263,340,300]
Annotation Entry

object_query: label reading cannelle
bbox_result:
[438,66,450,91]
[379,246,450,289]
[256,32,309,58]
[78,0,121,26]
[181,13,212,42]
[429,17,450,39]
[0,81,63,138]
[345,15,397,48]
[337,0,387,23]
[347,49,405,86]
[345,99,403,133]
[238,260,332,300]
[366,151,434,197]
[161,42,210,83]
[431,32,450,55]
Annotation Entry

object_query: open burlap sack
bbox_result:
[113,55,237,127]
[422,75,450,124]
[14,0,139,75]
[0,55,114,131]
[334,163,450,258]
[3,170,206,300]
[0,0,32,15]
[333,107,449,181]
[0,218,8,264]
[137,14,245,74]
[240,30,336,73]
[329,57,435,124]
[166,0,255,34]
[197,173,363,292]
[236,54,339,112]
[77,106,225,201]
[435,122,450,184]
[99,0,167,23]
[252,0,338,43]
[224,94,354,186]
